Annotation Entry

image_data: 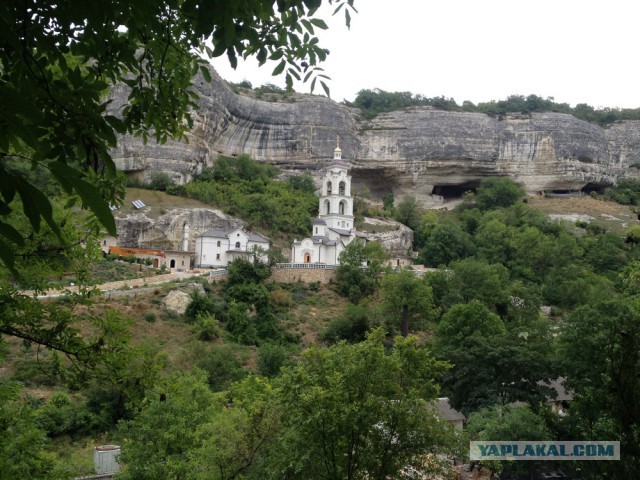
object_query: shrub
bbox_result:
[322,303,370,344]
[148,171,174,191]
[144,312,156,323]
[257,343,290,377]
[184,291,217,323]
[269,287,292,308]
[196,345,247,391]
[194,313,223,341]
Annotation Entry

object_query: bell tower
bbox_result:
[319,136,354,231]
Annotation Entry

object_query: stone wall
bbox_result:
[267,268,336,284]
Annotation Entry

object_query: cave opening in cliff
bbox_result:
[432,181,481,199]
[581,182,611,195]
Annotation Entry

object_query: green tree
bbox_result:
[419,222,473,266]
[474,177,525,210]
[558,298,640,478]
[335,240,389,302]
[118,370,217,480]
[187,376,280,480]
[321,302,371,344]
[445,257,510,311]
[0,381,56,479]
[273,329,455,480]
[394,195,422,230]
[379,269,436,336]
[148,171,174,191]
[467,404,552,479]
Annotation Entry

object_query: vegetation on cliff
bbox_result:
[352,88,640,125]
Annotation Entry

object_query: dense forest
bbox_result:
[3,155,640,479]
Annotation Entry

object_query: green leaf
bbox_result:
[68,177,117,236]
[288,68,301,81]
[0,237,17,276]
[309,18,328,29]
[301,19,314,34]
[272,60,286,76]
[269,50,284,61]
[200,65,212,82]
[0,221,24,246]
[320,80,330,98]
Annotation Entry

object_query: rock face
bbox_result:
[115,208,241,251]
[110,66,640,206]
[163,290,191,315]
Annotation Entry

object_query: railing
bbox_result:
[275,263,337,270]
[209,269,229,277]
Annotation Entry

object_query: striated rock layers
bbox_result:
[115,208,240,251]
[110,67,640,206]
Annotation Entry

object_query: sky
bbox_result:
[211,0,640,109]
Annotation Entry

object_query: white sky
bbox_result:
[211,0,640,109]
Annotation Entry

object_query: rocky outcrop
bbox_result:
[115,208,240,251]
[362,217,413,255]
[109,66,640,206]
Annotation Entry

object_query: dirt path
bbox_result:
[27,270,211,299]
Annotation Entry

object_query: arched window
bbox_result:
[339,201,345,215]
[325,200,330,215]
[217,240,221,247]
[339,181,345,195]
[235,241,241,249]
[326,181,332,194]
[304,253,311,263]
[170,259,176,268]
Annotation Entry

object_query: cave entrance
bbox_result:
[432,181,482,199]
[581,182,610,195]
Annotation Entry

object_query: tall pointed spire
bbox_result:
[334,135,342,161]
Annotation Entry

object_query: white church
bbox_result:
[291,138,368,265]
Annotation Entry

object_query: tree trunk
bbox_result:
[401,304,409,337]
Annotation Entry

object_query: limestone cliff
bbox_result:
[110,66,640,206]
[115,208,240,251]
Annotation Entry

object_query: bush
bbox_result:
[144,312,156,323]
[269,287,292,308]
[184,291,218,323]
[37,392,95,437]
[475,177,525,210]
[322,303,370,344]
[148,171,174,191]
[194,313,223,341]
[257,343,290,377]
[196,345,247,391]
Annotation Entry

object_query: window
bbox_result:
[235,241,241,249]
[327,181,332,194]
[103,240,107,246]
[325,200,330,215]
[170,259,176,268]
[339,201,345,215]
[216,254,220,260]
[217,241,221,247]
[339,181,345,195]
[315,227,318,234]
